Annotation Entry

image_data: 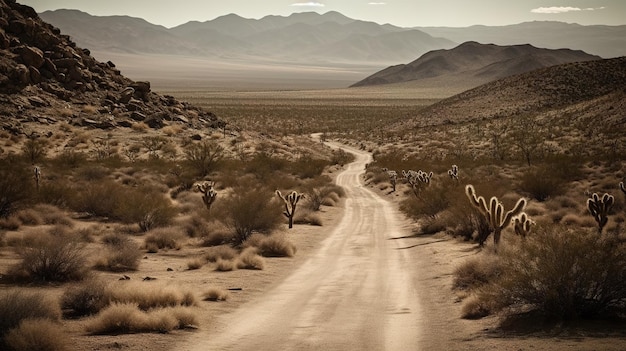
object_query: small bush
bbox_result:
[216,186,283,244]
[86,303,197,334]
[453,254,502,291]
[186,257,206,270]
[479,225,626,319]
[214,259,237,272]
[518,166,566,202]
[107,281,197,310]
[293,209,323,226]
[95,237,142,272]
[0,290,61,339]
[12,234,88,282]
[236,248,265,270]
[205,245,238,263]
[144,227,184,251]
[246,234,297,258]
[203,288,231,302]
[4,318,70,351]
[61,278,110,316]
[0,159,34,218]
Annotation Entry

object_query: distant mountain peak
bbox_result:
[351,41,601,87]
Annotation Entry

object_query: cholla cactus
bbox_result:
[404,169,433,197]
[465,184,527,246]
[587,192,614,233]
[33,165,41,190]
[448,165,459,182]
[620,182,626,196]
[276,190,304,229]
[513,212,534,237]
[196,181,217,212]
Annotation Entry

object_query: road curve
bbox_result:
[180,141,423,351]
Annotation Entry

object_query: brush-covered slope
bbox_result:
[0,0,221,135]
[351,41,601,87]
[399,56,626,129]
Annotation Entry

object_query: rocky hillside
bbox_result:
[351,41,601,87]
[399,56,626,129]
[0,0,222,138]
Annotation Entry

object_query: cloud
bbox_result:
[531,6,605,14]
[290,2,325,7]
[368,2,387,4]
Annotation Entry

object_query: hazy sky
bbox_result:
[20,0,626,28]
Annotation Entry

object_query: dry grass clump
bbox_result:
[205,245,238,262]
[85,303,197,335]
[144,227,184,252]
[236,248,265,270]
[186,256,206,270]
[62,278,110,316]
[453,253,502,292]
[203,288,231,302]
[108,281,198,310]
[214,258,237,272]
[4,318,70,351]
[94,234,142,272]
[244,233,297,257]
[0,290,61,344]
[293,209,323,226]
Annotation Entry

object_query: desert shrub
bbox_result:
[143,227,184,252]
[400,182,454,220]
[203,288,231,302]
[21,138,48,164]
[461,295,491,320]
[446,200,491,242]
[214,258,237,272]
[61,278,110,316]
[11,234,88,282]
[293,209,323,226]
[245,233,297,258]
[290,155,328,179]
[216,186,283,244]
[36,180,74,208]
[330,148,354,166]
[184,140,224,177]
[478,225,626,319]
[85,303,197,335]
[237,248,265,270]
[0,159,34,218]
[0,290,61,341]
[76,165,110,181]
[95,236,142,272]
[107,281,197,310]
[4,318,69,351]
[305,185,345,211]
[32,204,73,226]
[518,166,566,202]
[186,256,206,270]
[0,216,21,230]
[453,253,502,291]
[70,182,175,229]
[205,245,238,262]
[13,209,43,226]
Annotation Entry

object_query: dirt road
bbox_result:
[178,142,426,350]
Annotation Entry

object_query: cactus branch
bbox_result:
[276,190,304,229]
[465,184,527,246]
[513,212,534,237]
[620,182,626,196]
[587,192,614,234]
[196,181,217,212]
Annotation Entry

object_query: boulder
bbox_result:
[15,45,44,68]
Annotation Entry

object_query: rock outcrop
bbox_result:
[0,0,223,135]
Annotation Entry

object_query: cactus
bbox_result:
[448,165,459,182]
[404,169,433,197]
[33,165,41,191]
[465,184,527,246]
[276,190,304,229]
[587,192,614,233]
[196,181,217,212]
[513,212,534,237]
[620,182,626,196]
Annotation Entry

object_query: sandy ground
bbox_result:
[3,139,626,350]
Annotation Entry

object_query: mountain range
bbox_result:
[351,41,601,88]
[40,10,626,67]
